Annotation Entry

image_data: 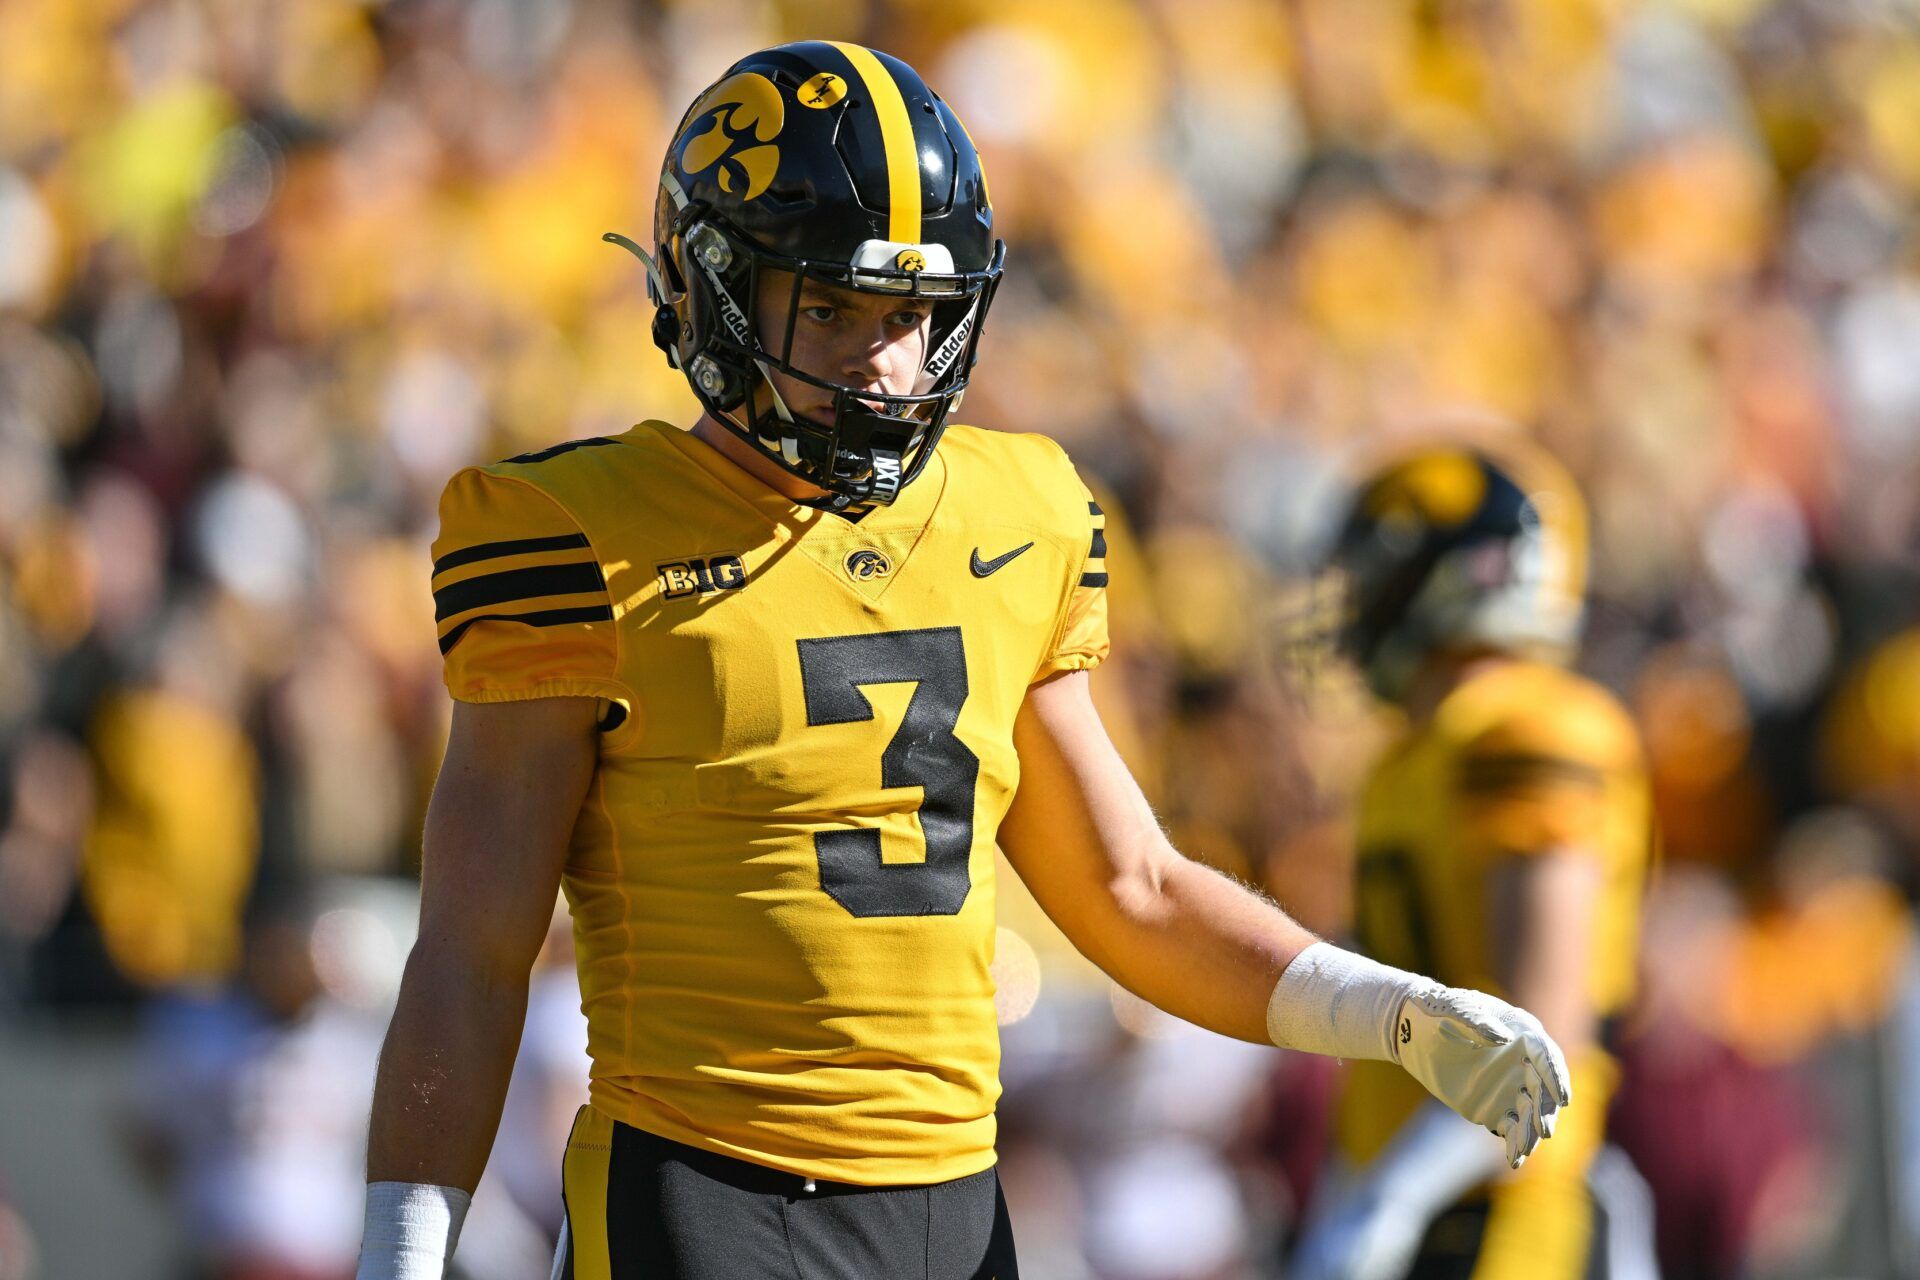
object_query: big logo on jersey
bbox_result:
[677,72,785,201]
[658,555,748,599]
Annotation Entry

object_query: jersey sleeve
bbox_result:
[430,467,627,705]
[1454,685,1641,859]
[1034,481,1111,682]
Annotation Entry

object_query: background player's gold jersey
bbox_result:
[430,421,1109,1185]
[1337,660,1652,1278]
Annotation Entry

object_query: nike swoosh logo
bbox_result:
[971,542,1034,577]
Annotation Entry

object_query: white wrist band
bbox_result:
[1265,941,1431,1063]
[357,1181,472,1280]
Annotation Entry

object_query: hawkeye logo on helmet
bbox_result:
[677,72,785,201]
[850,240,954,292]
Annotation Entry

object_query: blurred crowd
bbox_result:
[3,0,1920,1276]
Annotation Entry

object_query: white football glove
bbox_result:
[1394,984,1571,1168]
[1266,943,1572,1169]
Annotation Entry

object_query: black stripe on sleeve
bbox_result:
[1089,528,1108,558]
[433,532,591,577]
[1078,571,1109,589]
[1459,752,1605,794]
[1088,501,1103,516]
[434,560,606,622]
[438,603,616,655]
[501,436,616,465]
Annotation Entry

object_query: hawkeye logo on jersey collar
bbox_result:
[658,554,748,599]
[845,548,893,581]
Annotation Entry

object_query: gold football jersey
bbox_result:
[1337,661,1652,1279]
[430,421,1108,1185]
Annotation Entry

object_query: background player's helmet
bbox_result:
[621,41,1003,510]
[1323,442,1590,702]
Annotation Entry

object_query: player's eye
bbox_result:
[889,307,932,328]
[801,303,837,324]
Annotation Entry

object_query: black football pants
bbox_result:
[553,1107,1019,1279]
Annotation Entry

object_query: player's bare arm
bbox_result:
[1000,669,1310,1042]
[360,696,599,1273]
[1001,668,1570,1168]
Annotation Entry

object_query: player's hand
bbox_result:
[1289,1174,1428,1280]
[1392,984,1571,1168]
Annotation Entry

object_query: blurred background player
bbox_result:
[1290,441,1659,1280]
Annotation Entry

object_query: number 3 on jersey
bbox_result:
[797,627,979,918]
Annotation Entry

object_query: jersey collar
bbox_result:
[658,419,948,537]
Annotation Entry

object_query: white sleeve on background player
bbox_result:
[1289,1102,1508,1280]
[1264,942,1571,1168]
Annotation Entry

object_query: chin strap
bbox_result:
[748,360,807,467]
[835,402,918,505]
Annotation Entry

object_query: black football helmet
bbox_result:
[608,41,1003,510]
[1320,442,1589,701]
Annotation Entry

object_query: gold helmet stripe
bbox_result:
[828,42,921,244]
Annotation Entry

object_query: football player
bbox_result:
[1291,444,1658,1280]
[356,44,1573,1280]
